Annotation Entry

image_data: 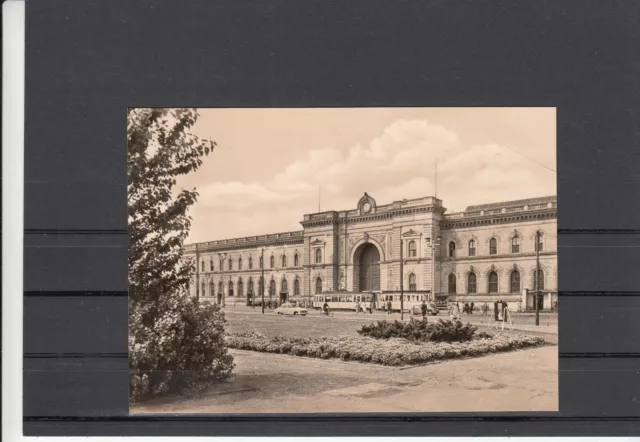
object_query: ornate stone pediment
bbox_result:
[402,229,418,237]
[310,238,325,246]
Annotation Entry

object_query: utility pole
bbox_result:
[431,242,436,303]
[434,158,438,198]
[535,230,540,326]
[261,248,265,314]
[400,230,404,321]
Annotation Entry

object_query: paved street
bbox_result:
[132,345,558,413]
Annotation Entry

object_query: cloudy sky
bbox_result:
[179,108,556,244]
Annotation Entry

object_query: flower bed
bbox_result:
[358,318,485,342]
[226,332,546,366]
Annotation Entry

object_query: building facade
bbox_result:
[185,193,557,311]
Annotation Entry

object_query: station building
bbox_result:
[185,193,557,311]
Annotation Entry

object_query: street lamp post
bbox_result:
[261,248,265,314]
[217,252,227,308]
[426,236,442,303]
[400,231,404,321]
[535,230,541,326]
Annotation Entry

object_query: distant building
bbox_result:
[185,193,557,311]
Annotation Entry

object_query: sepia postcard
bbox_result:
[128,107,558,414]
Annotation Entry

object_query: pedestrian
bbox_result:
[356,301,361,314]
[420,300,428,319]
[470,302,474,315]
[387,300,392,315]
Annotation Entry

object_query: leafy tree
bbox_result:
[128,108,234,402]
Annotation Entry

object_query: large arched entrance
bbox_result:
[355,243,380,292]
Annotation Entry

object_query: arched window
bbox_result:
[228,280,234,297]
[269,279,276,298]
[201,282,205,297]
[467,273,477,294]
[294,254,299,267]
[448,273,457,294]
[218,281,223,294]
[533,269,545,291]
[270,255,275,268]
[201,261,205,272]
[238,257,243,270]
[228,258,233,270]
[408,240,417,258]
[248,277,254,294]
[315,277,322,294]
[281,279,288,294]
[282,255,287,267]
[448,242,456,257]
[510,270,521,293]
[409,273,417,291]
[237,278,244,298]
[535,233,544,252]
[489,238,497,255]
[248,256,253,269]
[468,239,476,257]
[209,281,214,298]
[511,236,520,253]
[488,271,498,293]
[294,278,300,296]
[315,249,322,264]
[210,259,214,271]
[259,256,263,268]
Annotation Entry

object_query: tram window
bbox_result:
[339,295,345,302]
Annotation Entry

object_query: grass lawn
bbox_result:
[226,311,394,338]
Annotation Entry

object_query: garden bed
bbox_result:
[225,332,546,367]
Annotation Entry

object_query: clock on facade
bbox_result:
[363,202,372,213]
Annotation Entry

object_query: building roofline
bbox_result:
[464,195,556,212]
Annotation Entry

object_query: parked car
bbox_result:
[274,302,308,316]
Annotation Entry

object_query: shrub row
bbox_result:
[226,333,545,366]
[357,318,485,342]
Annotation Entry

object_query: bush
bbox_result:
[226,333,546,366]
[357,318,479,342]
[129,298,235,403]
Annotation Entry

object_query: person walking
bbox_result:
[387,300,392,315]
[470,301,475,315]
[420,300,428,319]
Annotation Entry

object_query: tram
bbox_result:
[312,292,431,312]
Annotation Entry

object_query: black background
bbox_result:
[24,0,640,436]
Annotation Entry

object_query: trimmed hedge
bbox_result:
[226,333,546,366]
[358,318,486,342]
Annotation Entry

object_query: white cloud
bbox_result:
[187,118,555,241]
